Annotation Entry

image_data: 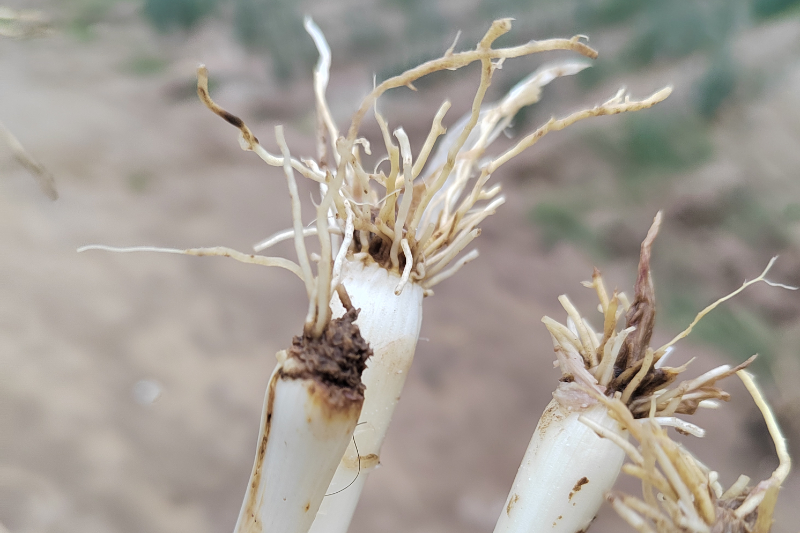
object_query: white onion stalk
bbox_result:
[496,400,628,533]
[495,213,795,533]
[311,260,424,532]
[599,370,791,533]
[236,355,365,533]
[79,120,374,533]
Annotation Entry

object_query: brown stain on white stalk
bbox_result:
[304,381,364,426]
[534,400,566,442]
[568,477,589,501]
[506,494,519,516]
[359,453,380,469]
[242,368,281,529]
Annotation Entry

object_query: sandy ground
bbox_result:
[1,5,799,533]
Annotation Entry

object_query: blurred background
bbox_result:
[1,0,799,531]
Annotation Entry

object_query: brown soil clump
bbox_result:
[283,307,373,398]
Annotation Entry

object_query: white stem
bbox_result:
[234,369,362,533]
[493,399,628,533]
[309,260,424,533]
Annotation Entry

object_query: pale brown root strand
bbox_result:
[453,167,497,224]
[330,199,355,291]
[422,249,478,289]
[416,223,436,254]
[394,239,413,295]
[621,348,655,404]
[720,474,751,501]
[196,65,325,183]
[617,493,674,531]
[391,128,415,268]
[641,439,666,515]
[275,126,316,305]
[734,370,791,520]
[344,20,598,144]
[456,196,506,235]
[0,119,57,200]
[607,494,657,533]
[310,150,346,339]
[375,106,400,227]
[351,146,374,204]
[597,337,618,386]
[304,17,340,168]
[328,142,350,222]
[600,292,619,345]
[579,414,643,464]
[376,218,395,240]
[76,245,304,280]
[597,326,635,386]
[412,101,450,179]
[424,228,481,278]
[635,356,756,415]
[621,464,677,503]
[581,317,600,359]
[655,257,797,358]
[548,332,601,389]
[542,316,584,355]
[708,471,724,499]
[445,30,461,56]
[651,417,705,437]
[411,255,426,281]
[253,226,344,252]
[486,87,672,175]
[335,283,353,312]
[582,268,610,314]
[478,184,502,201]
[753,486,780,533]
[558,294,596,365]
[424,222,478,268]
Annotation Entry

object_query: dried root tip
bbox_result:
[282,307,372,401]
[196,66,325,183]
[616,212,661,372]
[197,65,258,148]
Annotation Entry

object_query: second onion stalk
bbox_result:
[495,212,793,533]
